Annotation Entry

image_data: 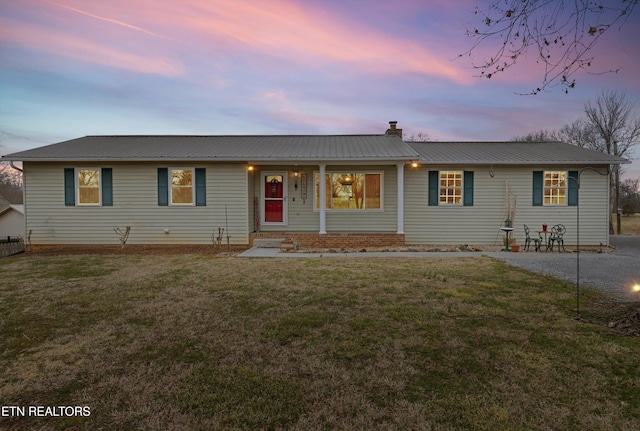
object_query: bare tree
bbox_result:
[0,162,23,204]
[511,129,560,142]
[584,91,640,233]
[113,226,131,250]
[405,132,432,142]
[557,118,599,149]
[461,0,638,94]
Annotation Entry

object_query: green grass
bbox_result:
[619,213,640,235]
[0,254,638,430]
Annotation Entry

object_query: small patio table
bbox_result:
[538,229,553,251]
[537,230,552,251]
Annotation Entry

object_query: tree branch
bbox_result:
[460,0,638,94]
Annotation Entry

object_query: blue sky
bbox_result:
[1,0,639,178]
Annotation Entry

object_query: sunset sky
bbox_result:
[1,0,639,177]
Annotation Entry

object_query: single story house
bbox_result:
[1,122,628,248]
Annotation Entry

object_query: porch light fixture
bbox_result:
[294,171,299,190]
[340,175,353,186]
[633,284,640,293]
[247,165,254,172]
[411,161,419,168]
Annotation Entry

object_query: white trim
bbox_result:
[260,171,288,226]
[438,170,463,206]
[168,167,196,206]
[319,164,326,234]
[543,170,568,206]
[397,163,404,234]
[75,167,102,206]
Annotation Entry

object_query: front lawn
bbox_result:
[1,255,638,430]
[620,213,640,235]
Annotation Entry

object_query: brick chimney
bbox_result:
[385,121,403,139]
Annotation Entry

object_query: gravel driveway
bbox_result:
[490,235,640,302]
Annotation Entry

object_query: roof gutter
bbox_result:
[418,160,630,165]
[4,157,418,164]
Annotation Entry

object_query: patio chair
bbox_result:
[548,224,566,252]
[523,225,542,251]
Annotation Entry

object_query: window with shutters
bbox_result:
[65,168,112,207]
[428,170,473,206]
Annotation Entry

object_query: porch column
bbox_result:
[397,163,405,234]
[319,163,327,234]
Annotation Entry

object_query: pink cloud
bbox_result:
[259,89,345,129]
[3,0,472,82]
[43,0,168,39]
[170,0,472,83]
[0,15,183,76]
[1,0,184,75]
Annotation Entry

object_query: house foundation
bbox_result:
[249,232,405,249]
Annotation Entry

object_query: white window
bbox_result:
[76,168,101,205]
[439,171,462,205]
[314,172,382,211]
[170,168,195,205]
[544,171,567,205]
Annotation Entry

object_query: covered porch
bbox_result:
[248,161,411,248]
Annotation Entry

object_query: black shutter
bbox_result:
[158,168,169,206]
[102,168,113,206]
[568,171,578,206]
[195,168,206,206]
[64,168,75,206]
[463,171,474,206]
[428,171,439,206]
[532,171,543,206]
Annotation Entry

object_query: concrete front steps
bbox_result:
[252,238,285,248]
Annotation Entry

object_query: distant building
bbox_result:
[0,194,25,240]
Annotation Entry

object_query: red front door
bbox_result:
[264,174,284,223]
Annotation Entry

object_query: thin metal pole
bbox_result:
[572,167,610,318]
[576,198,580,317]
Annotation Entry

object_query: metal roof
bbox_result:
[407,141,629,165]
[1,135,418,163]
[1,135,628,165]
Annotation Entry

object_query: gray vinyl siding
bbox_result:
[252,165,397,233]
[23,161,611,246]
[23,162,249,245]
[248,169,257,233]
[404,165,610,246]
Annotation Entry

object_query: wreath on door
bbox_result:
[270,177,281,195]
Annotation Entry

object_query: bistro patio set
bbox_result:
[523,224,566,252]
[500,222,567,252]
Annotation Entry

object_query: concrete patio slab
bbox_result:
[237,247,281,257]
